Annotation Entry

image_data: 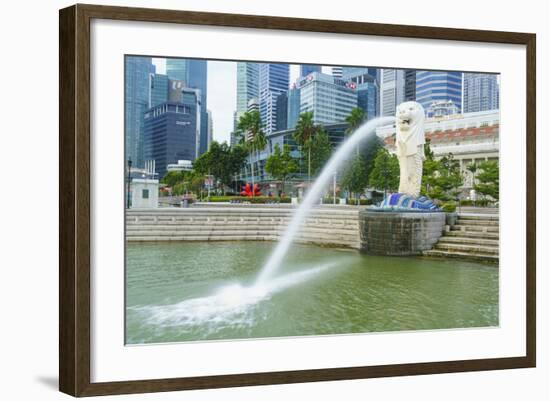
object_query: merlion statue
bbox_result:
[374,101,438,211]
[395,101,425,198]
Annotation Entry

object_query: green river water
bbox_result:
[126,241,498,344]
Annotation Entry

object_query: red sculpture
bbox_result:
[240,183,262,197]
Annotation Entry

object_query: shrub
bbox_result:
[459,199,492,207]
[207,196,291,204]
[441,202,457,213]
[346,198,375,206]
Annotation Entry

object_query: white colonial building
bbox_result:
[377,109,500,191]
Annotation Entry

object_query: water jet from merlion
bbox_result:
[256,116,394,284]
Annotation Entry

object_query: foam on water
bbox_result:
[256,116,394,284]
[134,262,339,332]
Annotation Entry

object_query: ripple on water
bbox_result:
[125,242,499,344]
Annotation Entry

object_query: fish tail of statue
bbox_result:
[397,148,423,198]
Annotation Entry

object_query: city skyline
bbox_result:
[151,58,500,146]
[122,56,503,183]
[153,58,333,143]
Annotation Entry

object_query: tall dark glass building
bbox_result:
[275,93,288,132]
[165,58,209,155]
[125,56,155,168]
[143,86,201,179]
[404,70,417,101]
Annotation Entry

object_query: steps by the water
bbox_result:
[126,207,361,249]
[424,213,499,262]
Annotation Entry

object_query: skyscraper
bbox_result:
[298,72,358,125]
[404,70,417,101]
[287,86,301,129]
[143,86,201,179]
[300,64,321,77]
[342,68,379,119]
[415,70,463,113]
[259,63,290,135]
[247,98,259,113]
[276,92,288,132]
[165,58,209,155]
[379,69,405,117]
[331,66,343,78]
[148,73,169,108]
[236,62,260,118]
[463,73,500,113]
[125,56,155,168]
[342,67,378,79]
[165,58,187,81]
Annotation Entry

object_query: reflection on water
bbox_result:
[126,242,498,344]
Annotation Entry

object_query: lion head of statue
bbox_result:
[395,101,426,157]
[396,101,425,133]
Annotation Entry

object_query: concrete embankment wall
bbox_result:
[126,206,360,249]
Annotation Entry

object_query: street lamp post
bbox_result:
[382,159,388,199]
[127,158,132,209]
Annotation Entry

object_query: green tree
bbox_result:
[237,110,265,194]
[439,153,464,200]
[193,141,248,194]
[422,151,464,202]
[293,111,317,181]
[363,137,383,173]
[170,171,207,198]
[341,153,368,202]
[309,126,333,176]
[421,139,439,196]
[345,107,366,155]
[368,148,400,195]
[345,108,366,135]
[161,171,185,188]
[466,162,478,193]
[265,144,298,195]
[466,162,478,177]
[474,160,499,200]
[172,180,187,196]
[188,171,207,199]
[227,144,248,188]
[251,129,267,183]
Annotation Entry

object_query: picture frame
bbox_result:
[59,3,536,397]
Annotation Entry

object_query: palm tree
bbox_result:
[293,111,317,182]
[237,110,264,195]
[345,107,365,135]
[252,130,267,183]
[345,107,365,156]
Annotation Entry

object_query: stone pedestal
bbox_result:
[359,210,445,256]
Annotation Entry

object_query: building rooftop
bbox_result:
[383,124,499,147]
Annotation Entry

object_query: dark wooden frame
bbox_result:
[59,3,536,397]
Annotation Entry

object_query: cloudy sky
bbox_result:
[152,58,331,144]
